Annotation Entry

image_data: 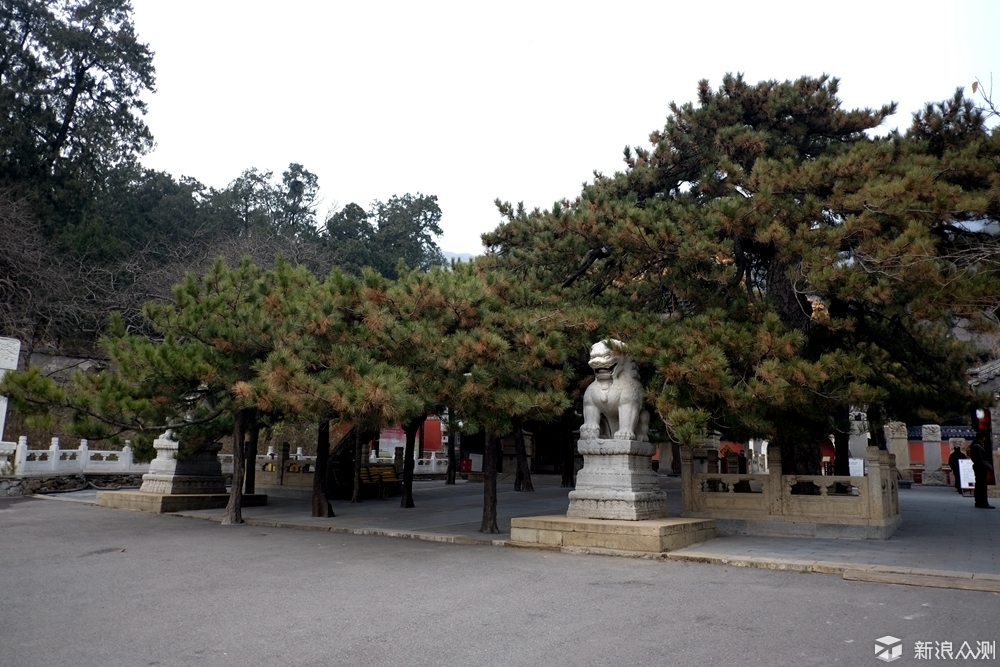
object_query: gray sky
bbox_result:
[130,0,1000,255]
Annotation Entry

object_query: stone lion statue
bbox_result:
[580,339,649,441]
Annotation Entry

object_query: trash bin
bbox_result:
[459,458,472,473]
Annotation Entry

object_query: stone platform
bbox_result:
[511,515,715,557]
[96,491,267,513]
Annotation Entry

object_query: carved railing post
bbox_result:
[680,444,694,514]
[885,421,909,478]
[707,448,719,474]
[921,424,942,475]
[49,437,60,472]
[14,436,27,475]
[886,450,899,516]
[78,439,88,474]
[768,443,783,516]
[865,445,883,522]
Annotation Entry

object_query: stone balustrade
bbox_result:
[681,444,901,539]
[218,450,449,479]
[0,436,149,476]
[414,452,449,475]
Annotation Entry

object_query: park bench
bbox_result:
[360,465,402,499]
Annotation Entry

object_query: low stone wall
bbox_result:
[0,473,144,497]
[681,444,901,540]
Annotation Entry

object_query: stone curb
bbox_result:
[842,569,1000,592]
[665,551,828,572]
[559,545,668,560]
[172,511,510,547]
[665,551,1000,592]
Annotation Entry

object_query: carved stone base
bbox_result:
[139,474,226,495]
[138,432,227,495]
[566,494,668,521]
[567,438,667,520]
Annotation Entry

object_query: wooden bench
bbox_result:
[360,465,402,499]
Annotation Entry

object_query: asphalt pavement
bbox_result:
[2,494,998,667]
[36,473,1000,589]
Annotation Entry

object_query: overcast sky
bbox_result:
[129,0,1000,255]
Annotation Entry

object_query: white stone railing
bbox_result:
[1,436,149,476]
[218,449,449,478]
[368,451,447,475]
[414,452,448,475]
[219,449,316,475]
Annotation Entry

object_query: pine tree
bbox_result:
[1,258,310,523]
[438,263,595,532]
[483,74,999,471]
[245,267,419,514]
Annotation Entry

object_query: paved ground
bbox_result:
[40,473,1000,586]
[2,495,998,667]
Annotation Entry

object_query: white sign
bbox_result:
[0,337,21,442]
[958,458,975,490]
[849,458,865,477]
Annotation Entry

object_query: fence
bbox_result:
[219,448,450,482]
[681,444,901,539]
[0,436,149,476]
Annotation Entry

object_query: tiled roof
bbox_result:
[906,425,977,440]
[969,358,1000,388]
[942,426,977,440]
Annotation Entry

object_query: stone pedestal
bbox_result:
[921,424,945,485]
[96,490,267,513]
[567,438,667,520]
[138,433,226,495]
[885,422,910,481]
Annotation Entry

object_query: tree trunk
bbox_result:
[222,407,253,525]
[834,430,851,476]
[560,410,575,488]
[767,259,812,333]
[512,416,533,492]
[480,430,500,533]
[776,429,822,495]
[244,420,260,495]
[869,405,888,450]
[351,428,364,503]
[312,420,335,517]
[401,416,422,508]
[15,317,44,372]
[445,408,457,485]
[832,429,852,494]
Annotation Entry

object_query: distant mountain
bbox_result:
[442,251,477,263]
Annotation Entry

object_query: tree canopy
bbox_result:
[482,74,1000,470]
[325,193,445,279]
[0,0,155,226]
